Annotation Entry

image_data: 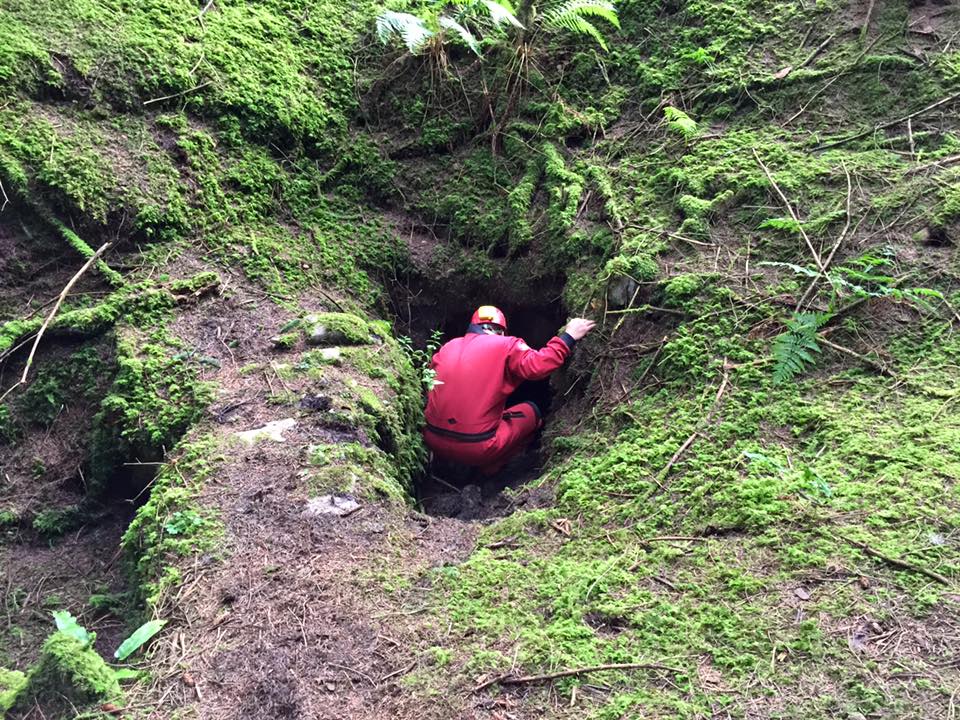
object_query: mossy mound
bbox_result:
[303,312,375,346]
[8,633,121,718]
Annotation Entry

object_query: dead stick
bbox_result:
[656,366,731,485]
[753,149,825,272]
[641,535,709,543]
[0,243,110,403]
[860,0,876,42]
[472,662,681,694]
[906,153,960,175]
[816,91,960,151]
[796,161,852,311]
[818,337,895,377]
[797,33,835,70]
[143,81,213,106]
[837,535,950,586]
[783,75,840,126]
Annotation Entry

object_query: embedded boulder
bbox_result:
[304,312,373,346]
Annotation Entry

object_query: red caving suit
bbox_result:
[423,326,575,475]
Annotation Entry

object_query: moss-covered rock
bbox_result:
[8,633,121,718]
[303,312,373,346]
[0,667,27,714]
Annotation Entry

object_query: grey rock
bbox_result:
[304,494,361,517]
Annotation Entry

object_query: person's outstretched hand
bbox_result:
[565,318,596,341]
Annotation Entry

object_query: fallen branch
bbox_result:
[905,153,960,175]
[653,363,731,488]
[472,662,681,694]
[837,535,950,586]
[796,161,853,311]
[0,243,110,403]
[753,149,825,272]
[818,337,896,377]
[143,80,214,106]
[816,91,960,151]
[641,535,709,543]
[782,75,840,126]
[797,33,835,70]
[860,0,877,42]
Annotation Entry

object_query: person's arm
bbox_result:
[505,318,596,380]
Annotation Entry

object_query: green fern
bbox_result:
[771,312,830,385]
[541,0,620,50]
[438,16,481,55]
[664,106,698,138]
[376,11,434,53]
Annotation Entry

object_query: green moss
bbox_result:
[303,312,374,346]
[0,667,27,714]
[507,156,542,254]
[14,346,110,427]
[88,331,214,492]
[32,506,83,538]
[122,436,223,607]
[9,633,120,717]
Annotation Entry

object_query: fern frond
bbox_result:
[481,0,524,28]
[771,312,830,385]
[376,11,434,53]
[438,16,481,55]
[544,0,620,29]
[663,106,698,138]
[758,261,819,278]
[542,0,619,49]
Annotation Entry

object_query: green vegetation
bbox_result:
[7,617,121,718]
[1,0,959,717]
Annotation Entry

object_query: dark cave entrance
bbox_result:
[387,267,573,518]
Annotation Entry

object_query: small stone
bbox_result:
[304,494,361,517]
[607,276,639,309]
[793,587,811,601]
[306,322,351,346]
[235,418,297,444]
[300,394,331,412]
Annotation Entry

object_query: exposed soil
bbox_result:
[0,511,131,670]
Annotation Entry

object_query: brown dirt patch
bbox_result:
[0,511,131,670]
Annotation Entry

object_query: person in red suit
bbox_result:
[423,305,596,476]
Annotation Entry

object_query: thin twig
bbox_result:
[816,91,960,151]
[796,161,853,311]
[797,33,835,70]
[783,75,839,126]
[753,149,825,271]
[860,0,877,42]
[655,364,731,486]
[472,662,681,694]
[905,153,960,175]
[380,661,416,683]
[0,243,110,403]
[0,178,8,213]
[626,224,713,247]
[143,81,213,106]
[819,337,896,377]
[836,534,950,586]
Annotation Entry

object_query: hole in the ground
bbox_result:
[389,271,574,519]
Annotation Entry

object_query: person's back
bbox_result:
[423,306,595,475]
[425,331,563,439]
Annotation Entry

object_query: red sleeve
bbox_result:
[505,336,572,381]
